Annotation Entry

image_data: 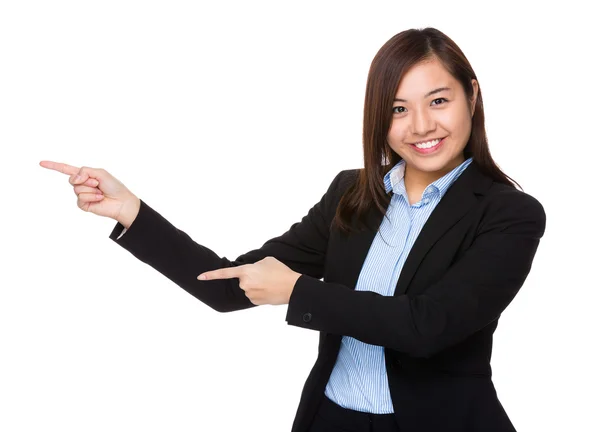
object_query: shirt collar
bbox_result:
[383,157,474,199]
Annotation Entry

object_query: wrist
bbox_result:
[117,195,141,229]
[288,272,302,303]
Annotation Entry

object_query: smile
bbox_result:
[410,137,446,154]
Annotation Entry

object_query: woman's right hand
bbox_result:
[39,160,140,227]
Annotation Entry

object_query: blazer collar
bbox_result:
[341,161,493,296]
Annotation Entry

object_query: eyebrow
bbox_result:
[393,87,451,102]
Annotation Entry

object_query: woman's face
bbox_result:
[387,58,478,184]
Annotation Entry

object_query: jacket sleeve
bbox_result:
[285,192,546,358]
[108,170,346,313]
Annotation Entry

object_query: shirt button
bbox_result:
[423,198,430,203]
[303,313,312,323]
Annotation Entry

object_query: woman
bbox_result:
[41,27,545,432]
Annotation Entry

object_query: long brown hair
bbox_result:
[332,27,522,235]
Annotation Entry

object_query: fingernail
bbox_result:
[75,175,81,181]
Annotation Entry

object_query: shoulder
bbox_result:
[478,181,546,239]
[336,168,362,189]
[324,168,360,195]
[485,181,545,216]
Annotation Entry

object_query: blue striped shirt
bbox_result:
[323,156,474,413]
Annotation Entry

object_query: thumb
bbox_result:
[72,166,106,185]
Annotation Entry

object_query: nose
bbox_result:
[411,107,436,136]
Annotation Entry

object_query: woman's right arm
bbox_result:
[40,160,347,313]
[108,198,259,312]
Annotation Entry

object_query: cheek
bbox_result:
[387,122,408,144]
[440,108,470,135]
[451,117,472,141]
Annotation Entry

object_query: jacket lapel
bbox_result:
[392,162,491,295]
[338,161,492,296]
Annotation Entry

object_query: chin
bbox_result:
[413,161,452,172]
[407,152,463,171]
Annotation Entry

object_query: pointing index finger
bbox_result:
[39,160,80,176]
[198,266,243,280]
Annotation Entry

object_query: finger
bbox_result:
[77,192,104,209]
[69,171,91,185]
[73,185,103,196]
[72,177,99,187]
[38,161,98,188]
[68,167,103,186]
[39,161,80,176]
[198,266,243,280]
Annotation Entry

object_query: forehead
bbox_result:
[395,59,457,97]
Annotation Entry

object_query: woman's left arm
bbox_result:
[284,192,546,358]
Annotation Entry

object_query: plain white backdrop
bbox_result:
[1,0,598,430]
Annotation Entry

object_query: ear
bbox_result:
[470,79,479,117]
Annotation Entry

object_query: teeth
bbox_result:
[414,138,441,149]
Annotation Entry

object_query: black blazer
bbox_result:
[109,161,546,432]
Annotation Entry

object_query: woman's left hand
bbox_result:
[197,256,302,306]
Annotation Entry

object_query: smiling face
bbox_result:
[387,57,478,187]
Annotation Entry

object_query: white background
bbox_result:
[1,1,598,431]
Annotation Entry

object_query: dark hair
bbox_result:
[331,27,522,235]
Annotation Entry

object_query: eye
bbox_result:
[392,98,449,114]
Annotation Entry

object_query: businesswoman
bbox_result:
[41,27,546,432]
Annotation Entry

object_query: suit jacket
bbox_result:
[109,161,546,432]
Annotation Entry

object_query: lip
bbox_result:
[410,137,446,154]
[410,137,446,145]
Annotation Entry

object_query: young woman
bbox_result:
[41,27,545,432]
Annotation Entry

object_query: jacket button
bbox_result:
[303,313,312,323]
